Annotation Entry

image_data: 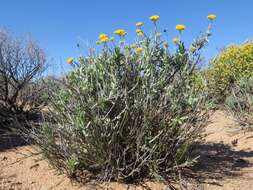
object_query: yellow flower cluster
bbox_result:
[114,29,127,37]
[136,22,143,27]
[136,29,144,37]
[135,47,144,54]
[207,42,253,93]
[67,13,217,64]
[172,37,180,44]
[176,24,186,31]
[99,33,107,39]
[207,14,217,20]
[67,57,74,64]
[99,33,109,43]
[149,15,160,22]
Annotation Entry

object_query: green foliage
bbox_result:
[32,26,212,182]
[206,41,253,101]
[225,77,253,128]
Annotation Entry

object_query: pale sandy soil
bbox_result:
[0,110,253,190]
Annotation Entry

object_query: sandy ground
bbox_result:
[0,110,253,190]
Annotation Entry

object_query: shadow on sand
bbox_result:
[189,142,253,186]
[0,132,27,151]
[0,111,35,151]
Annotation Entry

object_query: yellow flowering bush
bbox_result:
[206,41,253,101]
[33,14,216,183]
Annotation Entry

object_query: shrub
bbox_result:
[31,15,214,182]
[225,76,253,128]
[206,41,253,102]
[0,30,47,113]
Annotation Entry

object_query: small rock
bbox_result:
[231,139,238,146]
[30,163,40,169]
[1,156,8,161]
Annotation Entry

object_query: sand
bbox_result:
[1,110,253,190]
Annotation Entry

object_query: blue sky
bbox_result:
[0,0,253,75]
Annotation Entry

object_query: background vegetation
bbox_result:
[205,41,253,102]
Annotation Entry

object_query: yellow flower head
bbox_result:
[114,29,127,37]
[98,33,110,43]
[172,37,180,44]
[136,29,142,33]
[99,33,108,40]
[136,22,143,27]
[207,14,217,20]
[136,47,144,53]
[176,24,186,31]
[136,29,144,37]
[149,15,160,22]
[67,57,74,64]
[100,36,109,43]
